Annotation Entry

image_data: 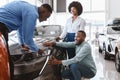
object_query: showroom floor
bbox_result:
[91,42,120,80]
[35,42,120,80]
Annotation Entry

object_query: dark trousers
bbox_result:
[0,22,14,80]
[62,63,95,80]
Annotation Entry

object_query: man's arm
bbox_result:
[62,43,91,66]
[59,24,67,39]
[17,28,30,50]
[17,27,24,46]
[22,13,39,52]
[48,44,91,66]
[56,42,76,48]
[79,19,86,31]
[43,42,76,48]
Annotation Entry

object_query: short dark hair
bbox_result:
[78,30,86,37]
[42,4,52,13]
[68,1,83,16]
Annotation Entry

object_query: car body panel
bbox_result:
[98,25,120,56]
[0,33,10,80]
[8,25,62,79]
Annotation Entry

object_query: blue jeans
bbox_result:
[62,63,95,80]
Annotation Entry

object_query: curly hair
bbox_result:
[42,4,52,13]
[68,1,83,16]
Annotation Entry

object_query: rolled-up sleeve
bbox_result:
[59,18,70,39]
[79,19,86,31]
[59,25,67,39]
[21,13,38,52]
[17,26,24,45]
[62,44,90,66]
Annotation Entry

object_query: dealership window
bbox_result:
[66,0,106,40]
[0,0,106,40]
[42,0,106,40]
[0,0,8,7]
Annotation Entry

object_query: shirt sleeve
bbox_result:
[59,21,68,39]
[17,26,24,45]
[79,19,86,31]
[21,13,39,52]
[56,42,76,48]
[62,44,91,66]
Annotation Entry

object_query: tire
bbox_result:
[103,50,110,60]
[102,44,110,60]
[108,45,111,52]
[99,46,102,53]
[115,51,120,72]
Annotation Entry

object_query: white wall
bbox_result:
[106,0,120,20]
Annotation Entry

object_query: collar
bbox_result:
[76,41,86,47]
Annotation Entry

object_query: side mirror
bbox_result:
[99,33,105,35]
[112,27,120,31]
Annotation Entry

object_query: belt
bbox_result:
[0,22,9,32]
[0,22,9,41]
[65,33,75,42]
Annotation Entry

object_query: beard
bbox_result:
[75,40,83,45]
[75,41,82,45]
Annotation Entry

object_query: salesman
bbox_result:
[0,1,52,80]
[43,31,96,80]
[0,1,52,53]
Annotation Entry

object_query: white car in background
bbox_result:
[98,18,120,72]
[98,26,119,59]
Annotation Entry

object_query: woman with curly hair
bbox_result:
[56,1,86,59]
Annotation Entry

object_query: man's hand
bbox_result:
[48,57,62,65]
[21,44,30,51]
[38,49,44,55]
[43,41,56,47]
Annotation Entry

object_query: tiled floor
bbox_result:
[91,44,120,80]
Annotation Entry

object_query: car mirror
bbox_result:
[112,27,120,31]
[99,33,105,35]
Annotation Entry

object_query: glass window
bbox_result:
[91,0,105,11]
[66,0,90,12]
[79,0,91,11]
[91,13,105,21]
[0,0,8,7]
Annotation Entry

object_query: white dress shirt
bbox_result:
[59,17,86,39]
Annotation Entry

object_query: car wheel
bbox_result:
[115,51,120,72]
[103,51,110,60]
[102,46,110,60]
[102,43,110,60]
[99,46,102,53]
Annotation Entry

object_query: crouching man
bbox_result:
[43,30,96,80]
